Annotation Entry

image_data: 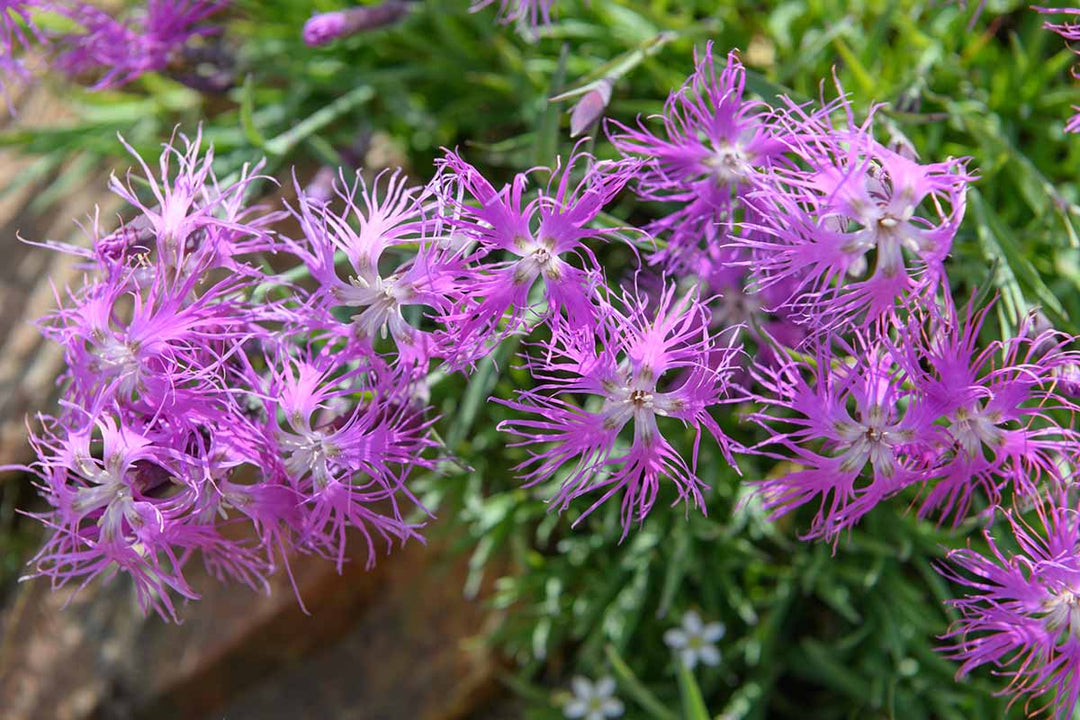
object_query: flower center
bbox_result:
[835,404,910,478]
[1042,587,1080,640]
[705,141,748,185]
[282,430,341,487]
[512,238,562,284]
[877,214,900,230]
[949,404,1004,458]
[531,246,552,266]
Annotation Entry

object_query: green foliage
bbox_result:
[6,0,1080,717]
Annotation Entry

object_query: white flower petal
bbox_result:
[571,676,593,699]
[586,711,605,720]
[564,700,588,718]
[664,628,688,649]
[680,648,699,669]
[604,698,625,717]
[682,610,703,634]
[594,676,616,698]
[703,622,726,642]
[699,644,721,666]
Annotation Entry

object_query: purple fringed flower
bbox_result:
[302,1,410,47]
[497,284,742,535]
[0,1,40,54]
[938,498,1080,719]
[748,333,935,541]
[107,129,274,269]
[896,299,1080,523]
[471,0,557,29]
[436,147,634,366]
[43,267,253,415]
[1035,7,1080,132]
[283,168,463,367]
[254,354,432,572]
[25,410,268,621]
[55,0,228,89]
[749,295,1080,539]
[609,45,788,271]
[740,97,972,332]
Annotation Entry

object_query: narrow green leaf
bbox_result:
[677,660,711,720]
[240,74,267,149]
[535,44,569,166]
[604,644,678,720]
[264,84,374,157]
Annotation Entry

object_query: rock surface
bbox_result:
[0,535,501,720]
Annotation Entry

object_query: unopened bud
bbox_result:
[303,2,412,47]
[569,78,613,137]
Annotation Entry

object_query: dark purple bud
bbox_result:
[302,2,412,47]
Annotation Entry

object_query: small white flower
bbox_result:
[563,675,624,720]
[664,610,725,669]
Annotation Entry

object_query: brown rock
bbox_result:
[0,533,501,720]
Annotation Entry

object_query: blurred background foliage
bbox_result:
[3,0,1080,717]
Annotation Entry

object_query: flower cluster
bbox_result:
[19,130,436,619]
[748,302,1080,541]
[603,42,1080,714]
[15,26,1080,716]
[430,145,743,531]
[17,126,746,615]
[741,101,972,331]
